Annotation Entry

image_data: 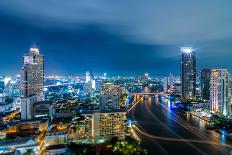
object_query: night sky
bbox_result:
[0,1,232,76]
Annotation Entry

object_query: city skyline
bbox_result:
[1,1,232,155]
[1,1,232,76]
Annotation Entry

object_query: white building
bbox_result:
[84,70,96,94]
[21,94,37,120]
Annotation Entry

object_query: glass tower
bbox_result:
[180,47,196,99]
[201,69,211,100]
[21,47,44,98]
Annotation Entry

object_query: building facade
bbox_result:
[82,110,126,140]
[201,69,211,100]
[84,70,96,94]
[100,95,120,110]
[33,101,54,118]
[21,47,44,99]
[180,47,196,99]
[101,83,125,96]
[21,95,37,120]
[210,69,231,116]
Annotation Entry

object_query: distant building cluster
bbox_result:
[1,45,232,154]
[0,47,129,154]
[179,47,232,116]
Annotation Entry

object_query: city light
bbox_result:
[0,2,232,155]
[181,47,193,54]
[29,47,40,54]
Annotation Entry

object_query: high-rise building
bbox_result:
[86,71,93,83]
[210,69,231,116]
[201,69,211,100]
[82,110,126,140]
[196,71,201,97]
[21,47,44,99]
[0,77,4,97]
[20,47,44,120]
[21,94,37,120]
[180,47,196,99]
[100,95,120,109]
[103,73,107,80]
[101,83,125,96]
[84,70,96,93]
[111,95,120,109]
[169,73,174,91]
[162,77,168,93]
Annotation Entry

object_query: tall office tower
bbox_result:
[21,47,44,99]
[162,77,168,93]
[0,77,4,97]
[169,73,174,90]
[85,70,96,93]
[210,69,231,116]
[20,47,44,120]
[103,73,107,80]
[85,71,92,83]
[196,71,202,97]
[229,74,232,116]
[201,69,211,100]
[180,47,196,99]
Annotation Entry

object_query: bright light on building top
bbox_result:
[181,47,193,54]
[30,48,39,54]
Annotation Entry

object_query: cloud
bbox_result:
[0,0,232,75]
[1,0,232,45]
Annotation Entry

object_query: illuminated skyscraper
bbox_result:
[201,69,211,100]
[20,47,44,120]
[85,71,92,83]
[169,73,174,91]
[84,70,96,93]
[180,47,196,99]
[21,47,44,99]
[162,77,168,93]
[210,69,231,116]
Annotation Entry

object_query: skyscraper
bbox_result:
[21,47,44,99]
[20,47,44,120]
[169,73,174,91]
[201,69,211,100]
[196,71,201,97]
[162,77,168,93]
[210,69,231,116]
[84,70,96,93]
[180,47,196,99]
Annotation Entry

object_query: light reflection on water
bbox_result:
[186,113,207,130]
[156,96,232,145]
[132,93,232,154]
[221,134,226,143]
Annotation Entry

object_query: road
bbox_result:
[128,96,232,155]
